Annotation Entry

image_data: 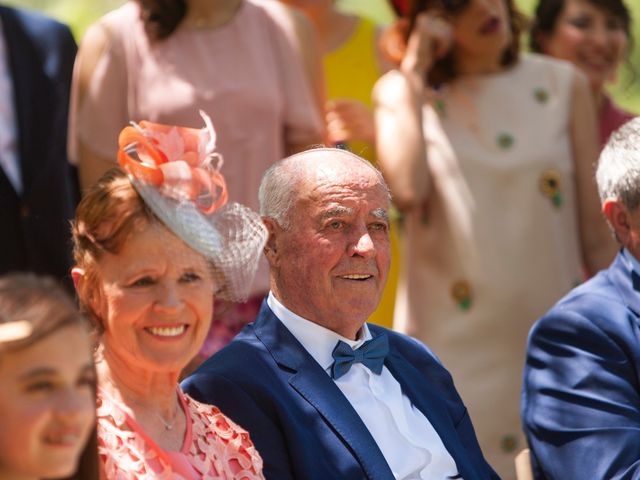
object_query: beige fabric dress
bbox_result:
[395,54,584,478]
[70,0,323,296]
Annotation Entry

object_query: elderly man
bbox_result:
[522,117,640,479]
[183,148,497,479]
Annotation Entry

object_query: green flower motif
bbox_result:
[434,98,446,115]
[533,87,550,104]
[496,132,514,149]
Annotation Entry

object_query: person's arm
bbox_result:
[70,21,126,193]
[280,5,325,152]
[373,14,450,210]
[569,71,617,274]
[522,304,640,479]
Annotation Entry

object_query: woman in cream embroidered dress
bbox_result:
[374,0,617,476]
[71,115,267,478]
[70,0,324,360]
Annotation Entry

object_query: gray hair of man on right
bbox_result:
[596,118,640,211]
[258,147,389,230]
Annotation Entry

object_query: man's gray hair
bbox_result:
[596,117,640,210]
[258,147,389,230]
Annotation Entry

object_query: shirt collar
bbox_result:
[623,248,640,275]
[267,291,372,372]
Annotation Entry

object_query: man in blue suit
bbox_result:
[0,6,77,288]
[183,148,497,479]
[522,117,640,479]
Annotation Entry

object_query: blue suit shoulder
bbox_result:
[522,256,640,480]
[529,266,632,345]
[7,6,74,42]
[2,6,76,72]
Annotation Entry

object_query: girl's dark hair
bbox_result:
[137,0,188,41]
[0,273,88,351]
[408,0,527,86]
[530,0,632,52]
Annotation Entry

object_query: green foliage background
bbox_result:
[9,0,639,111]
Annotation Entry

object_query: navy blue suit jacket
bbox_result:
[0,7,77,287]
[522,251,640,479]
[183,301,498,479]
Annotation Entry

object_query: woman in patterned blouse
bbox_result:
[71,114,268,479]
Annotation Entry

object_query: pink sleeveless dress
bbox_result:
[97,387,264,479]
[70,0,323,299]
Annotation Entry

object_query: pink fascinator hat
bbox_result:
[117,110,268,302]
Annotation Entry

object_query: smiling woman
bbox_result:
[71,114,268,478]
[0,273,97,480]
[530,0,635,146]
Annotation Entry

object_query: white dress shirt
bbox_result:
[267,292,460,480]
[0,20,20,195]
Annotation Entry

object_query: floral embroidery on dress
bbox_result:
[97,388,264,479]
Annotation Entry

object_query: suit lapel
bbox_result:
[383,341,477,480]
[252,303,395,480]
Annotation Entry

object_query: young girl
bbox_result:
[0,273,97,480]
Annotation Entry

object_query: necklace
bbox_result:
[156,409,178,431]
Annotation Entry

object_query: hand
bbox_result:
[325,99,375,145]
[400,13,453,79]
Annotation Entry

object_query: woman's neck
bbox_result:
[97,349,180,416]
[455,51,505,77]
[182,0,243,29]
[592,87,606,116]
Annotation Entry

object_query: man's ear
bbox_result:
[262,217,282,268]
[603,198,629,246]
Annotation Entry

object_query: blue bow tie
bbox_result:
[331,333,389,380]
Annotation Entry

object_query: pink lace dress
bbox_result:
[97,387,264,479]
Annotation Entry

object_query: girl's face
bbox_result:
[540,0,628,91]
[447,0,512,73]
[0,323,95,480]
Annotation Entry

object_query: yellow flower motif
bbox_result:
[451,280,472,311]
[539,170,563,208]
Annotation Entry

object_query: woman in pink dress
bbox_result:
[0,273,98,480]
[530,0,635,147]
[70,0,324,362]
[71,114,268,478]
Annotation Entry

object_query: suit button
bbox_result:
[20,205,30,218]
